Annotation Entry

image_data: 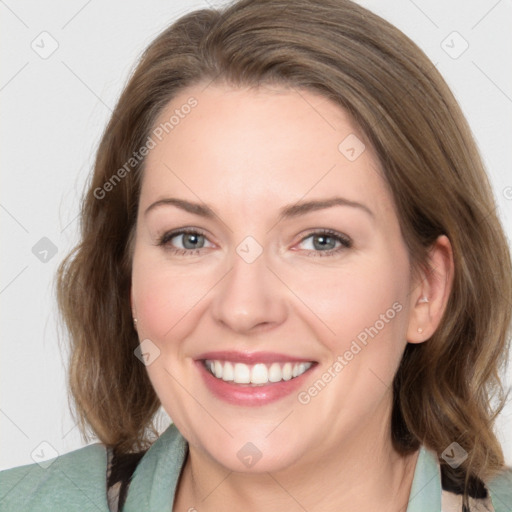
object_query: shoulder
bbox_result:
[0,442,109,512]
[487,466,512,512]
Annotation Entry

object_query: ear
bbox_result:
[406,235,454,343]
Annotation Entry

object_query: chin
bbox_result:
[199,434,307,474]
[214,450,299,474]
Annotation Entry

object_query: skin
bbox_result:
[130,83,454,511]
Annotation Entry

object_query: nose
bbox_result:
[210,248,288,334]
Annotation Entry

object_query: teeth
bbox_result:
[268,362,282,383]
[234,363,251,384]
[214,360,223,379]
[282,362,292,381]
[204,359,312,385]
[251,363,268,384]
[222,361,234,381]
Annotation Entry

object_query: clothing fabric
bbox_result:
[1,423,511,511]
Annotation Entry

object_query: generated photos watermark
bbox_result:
[297,301,403,404]
[94,97,198,200]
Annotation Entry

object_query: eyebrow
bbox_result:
[144,196,374,220]
[279,197,374,220]
[145,198,215,218]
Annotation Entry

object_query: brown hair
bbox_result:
[56,0,511,501]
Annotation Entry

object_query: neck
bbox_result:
[173,405,419,512]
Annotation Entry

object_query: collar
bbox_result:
[405,446,442,511]
[123,424,444,511]
[123,424,187,512]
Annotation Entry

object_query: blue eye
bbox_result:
[298,230,352,255]
[173,232,206,249]
[158,229,213,254]
[156,228,351,257]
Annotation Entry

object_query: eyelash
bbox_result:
[298,229,352,257]
[156,228,352,257]
[156,228,210,256]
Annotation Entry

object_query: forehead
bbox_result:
[140,83,395,221]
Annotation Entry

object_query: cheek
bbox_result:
[131,248,211,342]
[289,252,410,357]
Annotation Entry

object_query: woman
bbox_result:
[1,0,511,510]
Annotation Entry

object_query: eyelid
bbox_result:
[294,229,352,254]
[155,227,352,257]
[156,229,215,259]
[156,227,213,248]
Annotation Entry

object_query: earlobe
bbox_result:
[407,294,430,344]
[406,235,454,343]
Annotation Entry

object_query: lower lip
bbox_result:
[196,361,315,406]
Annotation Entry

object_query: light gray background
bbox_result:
[1,0,511,470]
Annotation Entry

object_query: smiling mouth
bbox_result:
[203,359,314,386]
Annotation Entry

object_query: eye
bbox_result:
[297,230,352,256]
[157,228,214,254]
[156,228,351,256]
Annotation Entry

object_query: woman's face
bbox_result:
[131,83,421,472]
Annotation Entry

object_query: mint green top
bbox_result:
[1,424,511,511]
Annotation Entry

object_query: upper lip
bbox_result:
[196,351,316,364]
